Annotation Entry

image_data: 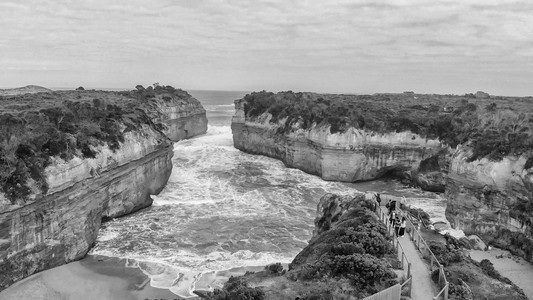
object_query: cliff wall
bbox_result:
[155,94,208,141]
[0,87,207,290]
[231,90,533,260]
[232,99,445,184]
[445,147,533,260]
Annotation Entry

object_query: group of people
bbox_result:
[375,193,407,237]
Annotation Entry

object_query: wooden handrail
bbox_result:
[374,196,449,300]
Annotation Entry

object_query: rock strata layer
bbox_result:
[232,100,445,184]
[231,91,533,261]
[445,147,533,261]
[0,87,207,290]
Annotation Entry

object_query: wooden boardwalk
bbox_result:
[397,234,438,299]
[376,202,440,300]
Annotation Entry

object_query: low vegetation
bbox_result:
[241,91,533,162]
[424,233,527,300]
[204,276,266,300]
[490,229,533,262]
[0,85,195,205]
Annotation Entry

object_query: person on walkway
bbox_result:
[375,193,381,207]
[386,200,392,215]
[399,216,407,237]
[389,211,396,226]
[394,214,401,236]
[390,200,397,212]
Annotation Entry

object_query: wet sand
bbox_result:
[0,255,193,300]
[0,255,269,300]
[470,249,533,300]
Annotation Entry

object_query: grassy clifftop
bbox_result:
[0,85,200,205]
[240,91,533,162]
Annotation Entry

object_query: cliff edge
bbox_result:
[232,92,447,186]
[0,85,207,290]
[231,91,533,261]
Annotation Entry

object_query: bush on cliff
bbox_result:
[201,276,265,300]
[0,85,193,204]
[288,197,396,296]
[491,229,533,262]
[427,233,527,300]
[241,91,533,162]
[332,253,396,289]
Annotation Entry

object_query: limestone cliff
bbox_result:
[445,147,533,261]
[0,86,207,290]
[232,96,445,185]
[231,90,533,261]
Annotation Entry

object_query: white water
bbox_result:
[90,92,456,297]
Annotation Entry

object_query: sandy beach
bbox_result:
[0,255,194,300]
[470,248,533,300]
[0,255,270,300]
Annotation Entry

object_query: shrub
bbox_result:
[209,276,265,300]
[240,91,532,162]
[0,85,188,204]
[428,241,463,266]
[265,262,284,274]
[332,253,396,288]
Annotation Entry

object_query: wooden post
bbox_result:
[440,265,445,287]
[417,233,421,249]
[444,283,449,300]
[409,276,412,297]
[430,256,434,271]
[407,262,411,278]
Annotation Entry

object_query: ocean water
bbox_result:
[90,90,450,298]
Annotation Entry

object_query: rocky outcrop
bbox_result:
[445,147,533,261]
[0,87,207,290]
[155,95,207,141]
[0,85,52,96]
[232,100,445,183]
[196,194,398,299]
[410,152,448,192]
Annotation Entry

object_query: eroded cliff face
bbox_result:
[155,95,207,141]
[232,100,445,184]
[0,89,207,290]
[232,92,533,261]
[445,147,533,260]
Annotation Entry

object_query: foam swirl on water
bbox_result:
[91,106,454,297]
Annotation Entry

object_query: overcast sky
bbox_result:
[1,0,532,95]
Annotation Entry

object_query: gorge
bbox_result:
[1,87,531,299]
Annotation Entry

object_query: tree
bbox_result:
[76,86,85,91]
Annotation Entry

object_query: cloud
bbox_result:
[0,0,532,94]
